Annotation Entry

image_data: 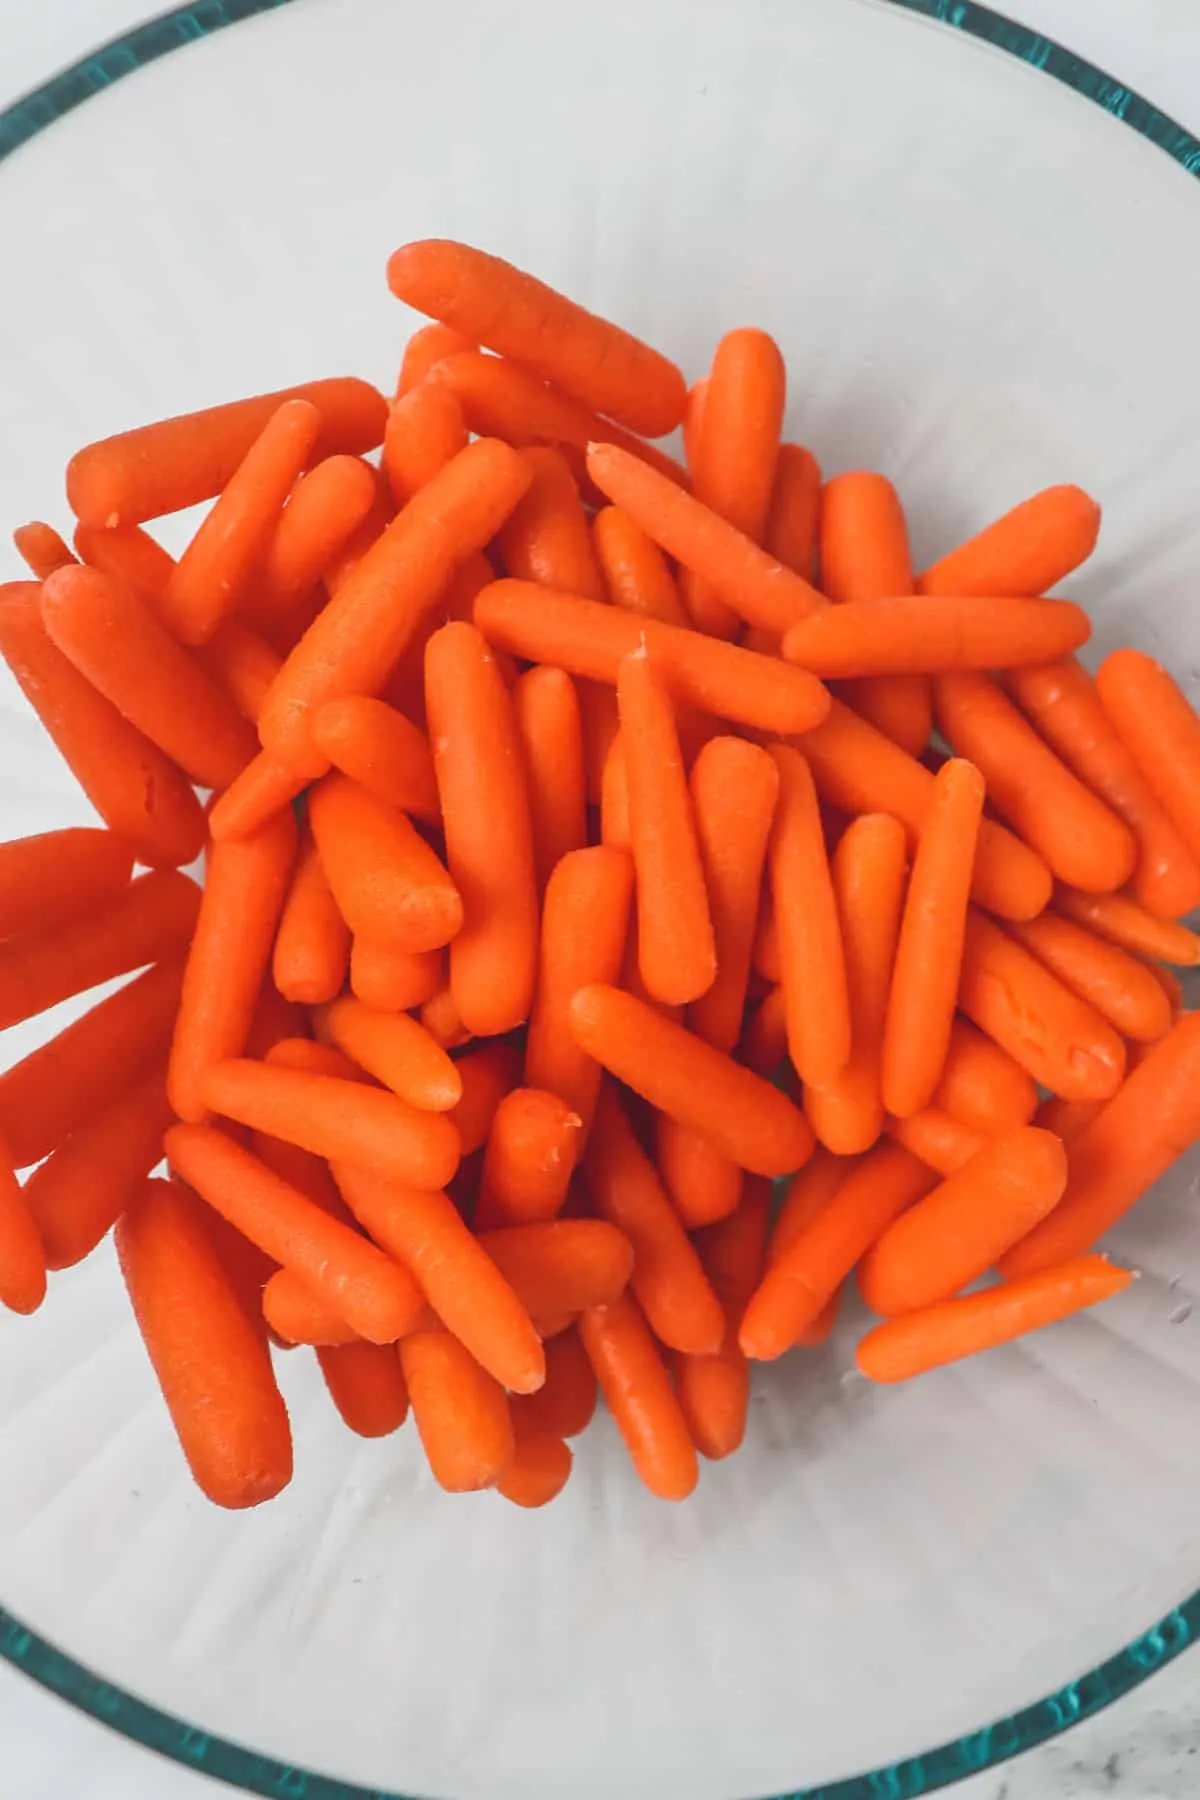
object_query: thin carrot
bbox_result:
[882,759,985,1118]
[959,910,1127,1100]
[655,1117,743,1230]
[917,485,1100,598]
[768,745,851,1090]
[311,696,439,824]
[476,1219,634,1319]
[513,665,588,890]
[1093,647,1200,872]
[0,1131,45,1314]
[73,520,174,600]
[396,323,475,396]
[475,1088,583,1228]
[1000,1011,1200,1278]
[0,828,133,939]
[498,446,606,599]
[496,1427,573,1507]
[860,1127,1068,1314]
[769,1149,858,1268]
[13,521,75,578]
[509,1328,597,1440]
[687,736,780,1051]
[785,594,1090,676]
[426,621,539,1035]
[593,506,689,626]
[168,806,296,1122]
[272,832,350,1006]
[350,939,443,1014]
[207,751,306,843]
[308,772,461,952]
[316,1341,409,1438]
[932,1018,1038,1133]
[382,381,468,507]
[568,983,814,1178]
[400,1327,514,1491]
[579,1295,699,1500]
[321,993,462,1112]
[451,1042,522,1156]
[800,696,1051,921]
[1008,910,1173,1043]
[739,1142,936,1357]
[673,1179,771,1460]
[887,1107,984,1177]
[387,240,686,435]
[253,454,378,625]
[739,982,787,1077]
[936,671,1136,894]
[1053,886,1200,966]
[263,1271,359,1347]
[806,813,907,1155]
[0,581,205,868]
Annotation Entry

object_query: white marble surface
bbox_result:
[0,1,1199,1796]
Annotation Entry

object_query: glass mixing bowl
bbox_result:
[2,2,1200,1795]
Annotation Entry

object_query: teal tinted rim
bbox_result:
[0,0,1198,1793]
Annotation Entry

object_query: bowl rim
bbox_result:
[1,2,1199,1794]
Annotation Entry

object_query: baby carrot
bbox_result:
[418,986,472,1051]
[568,984,814,1178]
[513,666,588,890]
[382,381,468,507]
[769,745,851,1090]
[73,520,174,601]
[399,1327,515,1491]
[207,752,306,843]
[740,1143,936,1357]
[387,240,686,436]
[1094,648,1200,870]
[593,506,689,626]
[769,1149,857,1268]
[498,446,606,600]
[739,982,788,1077]
[1140,955,1184,1022]
[800,696,1051,921]
[687,737,780,1052]
[0,582,205,868]
[350,940,443,1014]
[860,1127,1068,1315]
[655,1118,743,1230]
[959,910,1127,1101]
[936,671,1136,894]
[1053,886,1200,966]
[272,833,350,1006]
[198,620,283,723]
[1000,1010,1200,1278]
[588,443,824,636]
[320,468,395,600]
[932,1018,1038,1133]
[451,1042,522,1156]
[858,1255,1131,1383]
[683,378,707,469]
[318,1342,410,1438]
[308,772,462,952]
[579,1295,699,1500]
[0,828,132,939]
[475,1088,583,1228]
[252,454,378,626]
[785,594,1091,677]
[13,521,75,578]
[168,806,296,1122]
[599,733,630,848]
[0,1132,45,1313]
[510,1328,597,1440]
[116,1178,293,1506]
[496,1428,573,1508]
[918,485,1101,597]
[396,323,475,396]
[477,1220,634,1320]
[321,994,462,1112]
[263,1271,359,1347]
[887,1107,985,1177]
[311,696,438,824]
[473,580,829,737]
[1008,911,1173,1043]
[426,621,539,1036]
[1034,1092,1104,1146]
[806,813,908,1155]
[882,759,985,1118]
[264,1038,363,1084]
[673,1180,772,1460]
[67,377,387,528]
[765,444,822,581]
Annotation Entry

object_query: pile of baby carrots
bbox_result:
[3,239,1200,1512]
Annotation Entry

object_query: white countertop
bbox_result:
[1,2,1200,1795]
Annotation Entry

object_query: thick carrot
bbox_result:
[959,910,1126,1100]
[0,1133,46,1314]
[473,580,829,736]
[579,1295,698,1500]
[568,984,813,1177]
[673,1180,771,1460]
[655,1116,742,1230]
[588,443,824,636]
[272,833,350,1007]
[13,521,75,578]
[496,1427,573,1507]
[475,1088,583,1228]
[0,959,182,1169]
[806,813,907,1155]
[593,506,689,626]
[426,621,539,1035]
[383,381,468,507]
[509,1327,596,1439]
[800,697,1051,921]
[1093,648,1200,870]
[396,323,475,396]
[932,1018,1038,1133]
[882,759,984,1118]
[317,1341,409,1438]
[687,737,780,1052]
[400,1327,515,1491]
[887,1107,984,1177]
[769,745,851,1090]
[0,582,205,868]
[311,696,438,823]
[73,520,174,601]
[860,1127,1067,1314]
[861,1256,1132,1382]
[308,772,461,952]
[252,453,378,626]
[1053,886,1200,966]
[168,807,296,1122]
[786,594,1090,677]
[350,939,443,1014]
[513,666,588,890]
[739,982,787,1078]
[321,994,462,1112]
[1000,1011,1200,1278]
[740,1143,936,1357]
[765,443,822,582]
[207,752,306,844]
[1140,955,1185,1022]
[769,1149,857,1268]
[263,1271,359,1347]
[1033,1092,1104,1146]
[918,485,1101,597]
[477,1219,634,1319]
[387,240,686,436]
[451,1042,522,1156]
[264,1038,363,1084]
[0,828,133,939]
[1008,911,1173,1043]
[498,446,606,599]
[198,620,283,723]
[420,986,472,1051]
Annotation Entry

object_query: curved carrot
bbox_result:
[937,671,1135,894]
[860,1127,1068,1314]
[475,1088,582,1228]
[476,1219,634,1319]
[1053,886,1200,967]
[253,454,378,626]
[510,1327,597,1439]
[387,240,686,436]
[887,1107,984,1177]
[882,759,984,1118]
[316,1341,409,1438]
[272,832,350,1006]
[1008,910,1172,1043]
[13,521,75,578]
[0,1134,46,1314]
[765,443,822,582]
[400,1327,515,1491]
[579,1294,698,1500]
[450,1042,522,1156]
[321,994,461,1112]
[496,1428,573,1507]
[513,665,587,890]
[73,520,174,601]
[806,813,907,1155]
[1093,648,1200,869]
[426,621,539,1035]
[687,736,780,1052]
[569,983,813,1178]
[0,581,205,868]
[593,506,689,626]
[311,696,438,824]
[308,772,461,952]
[0,828,133,939]
[263,1270,359,1347]
[350,939,443,1014]
[655,1117,743,1230]
[932,1018,1038,1133]
[673,1179,771,1460]
[769,745,851,1090]
[786,594,1090,677]
[396,323,475,396]
[498,446,606,599]
[917,485,1101,597]
[382,381,468,507]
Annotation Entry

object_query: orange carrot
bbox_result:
[786,594,1090,677]
[579,1295,699,1500]
[418,985,472,1051]
[206,751,306,844]
[0,1133,46,1314]
[936,671,1136,894]
[497,445,606,599]
[687,736,780,1052]
[382,381,468,507]
[806,813,907,1155]
[1033,1092,1104,1146]
[1008,910,1173,1043]
[593,506,689,626]
[396,323,475,396]
[858,1255,1131,1382]
[321,994,462,1112]
[400,1327,514,1490]
[253,454,378,625]
[739,982,787,1078]
[477,1219,633,1322]
[387,240,686,436]
[263,1270,359,1347]
[932,1018,1038,1133]
[740,1143,935,1357]
[1140,954,1184,1021]
[886,1107,984,1177]
[860,1127,1067,1314]
[1000,1011,1200,1278]
[683,378,708,471]
[655,1117,742,1230]
[509,1327,596,1439]
[308,772,461,952]
[917,485,1100,598]
[0,581,205,869]
[769,1149,858,1268]
[264,1038,363,1084]
[673,1180,771,1460]
[599,732,630,848]
[513,665,588,890]
[73,520,174,601]
[316,1341,409,1438]
[568,983,813,1177]
[350,939,443,1014]
[1093,648,1200,871]
[13,521,75,578]
[800,696,1050,921]
[0,828,133,939]
[768,745,851,1089]
[198,620,283,722]
[1053,886,1200,966]
[425,621,539,1035]
[475,1088,583,1228]
[168,807,296,1122]
[451,1042,522,1156]
[311,696,439,824]
[882,759,984,1118]
[496,1427,573,1507]
[271,832,350,1006]
[765,443,822,582]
